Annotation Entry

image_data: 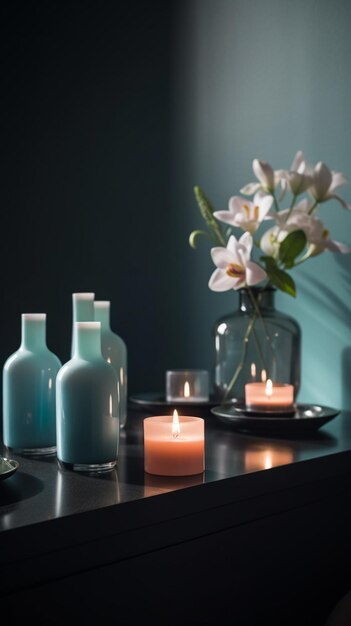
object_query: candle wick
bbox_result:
[173,432,179,439]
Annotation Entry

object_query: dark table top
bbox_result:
[0,400,350,536]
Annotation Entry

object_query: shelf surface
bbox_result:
[0,404,350,534]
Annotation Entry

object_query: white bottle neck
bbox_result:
[21,314,47,351]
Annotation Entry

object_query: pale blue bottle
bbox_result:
[2,313,62,455]
[71,292,95,357]
[94,300,128,429]
[56,321,120,472]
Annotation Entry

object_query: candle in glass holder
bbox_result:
[144,410,205,476]
[166,369,209,403]
[245,379,294,412]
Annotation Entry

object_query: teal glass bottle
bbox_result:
[56,321,120,472]
[70,292,95,357]
[2,313,62,455]
[94,300,128,429]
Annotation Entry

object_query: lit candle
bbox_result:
[166,370,209,403]
[143,410,205,476]
[245,379,294,412]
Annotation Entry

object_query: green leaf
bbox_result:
[189,230,210,249]
[278,229,307,269]
[194,186,215,220]
[260,255,297,296]
[193,186,225,245]
[267,267,296,297]
[260,255,278,270]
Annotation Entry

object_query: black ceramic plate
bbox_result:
[0,457,19,480]
[211,403,340,434]
[129,392,218,413]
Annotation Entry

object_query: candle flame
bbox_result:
[172,409,180,438]
[265,379,273,398]
[184,381,190,398]
[261,369,267,382]
[250,363,256,379]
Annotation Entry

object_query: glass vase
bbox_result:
[2,313,62,455]
[213,287,301,403]
[94,301,128,429]
[56,321,120,472]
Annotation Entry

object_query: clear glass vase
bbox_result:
[213,287,301,403]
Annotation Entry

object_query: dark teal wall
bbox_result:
[1,0,351,407]
[0,1,172,396]
[169,0,351,409]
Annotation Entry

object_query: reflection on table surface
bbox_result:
[0,408,349,532]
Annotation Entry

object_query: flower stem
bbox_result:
[223,313,257,401]
[252,326,267,370]
[308,200,318,215]
[272,192,280,212]
[247,286,277,366]
[284,194,297,223]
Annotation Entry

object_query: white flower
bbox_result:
[310,162,351,209]
[282,171,312,196]
[213,192,273,235]
[260,207,350,261]
[275,209,324,241]
[260,225,291,258]
[304,230,351,258]
[209,232,267,292]
[274,151,312,200]
[240,159,282,195]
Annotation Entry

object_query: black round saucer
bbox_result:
[129,391,219,415]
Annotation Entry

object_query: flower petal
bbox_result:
[240,182,261,195]
[312,162,332,200]
[238,231,253,254]
[229,195,249,212]
[326,193,351,210]
[213,210,237,225]
[226,234,238,252]
[253,159,275,191]
[329,171,348,192]
[210,246,236,269]
[291,150,305,173]
[208,268,235,291]
[277,177,288,202]
[245,261,267,286]
[325,239,351,253]
[289,172,312,195]
[259,227,278,256]
[256,193,273,218]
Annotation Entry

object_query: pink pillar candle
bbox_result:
[144,413,205,476]
[245,379,294,411]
